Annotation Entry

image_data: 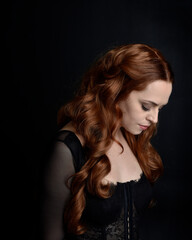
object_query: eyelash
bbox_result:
[142,104,163,112]
[142,104,150,111]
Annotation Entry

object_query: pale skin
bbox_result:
[61,80,172,185]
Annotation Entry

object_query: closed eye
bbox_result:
[141,104,150,111]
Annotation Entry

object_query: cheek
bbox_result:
[119,101,144,123]
[126,108,142,121]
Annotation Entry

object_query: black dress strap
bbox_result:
[56,130,86,172]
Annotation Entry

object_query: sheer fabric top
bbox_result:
[39,130,153,240]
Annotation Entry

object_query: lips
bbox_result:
[139,124,150,130]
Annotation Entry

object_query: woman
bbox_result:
[40,43,173,240]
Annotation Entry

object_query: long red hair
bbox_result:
[57,44,174,235]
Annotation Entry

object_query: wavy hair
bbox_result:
[57,43,174,235]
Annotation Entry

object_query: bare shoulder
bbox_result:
[60,122,85,146]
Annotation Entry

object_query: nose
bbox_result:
[147,109,159,123]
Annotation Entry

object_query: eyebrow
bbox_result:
[142,100,166,107]
[144,100,158,106]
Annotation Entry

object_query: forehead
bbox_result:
[130,80,172,105]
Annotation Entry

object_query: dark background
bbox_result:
[4,0,192,239]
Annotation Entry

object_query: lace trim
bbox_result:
[76,211,125,240]
[109,172,144,187]
[75,207,140,240]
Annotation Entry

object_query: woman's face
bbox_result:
[118,80,172,135]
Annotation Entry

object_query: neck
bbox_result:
[113,127,126,143]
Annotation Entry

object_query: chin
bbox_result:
[132,130,143,135]
[124,127,142,135]
[134,132,143,136]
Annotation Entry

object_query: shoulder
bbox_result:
[59,121,85,147]
[47,132,75,169]
[52,128,85,172]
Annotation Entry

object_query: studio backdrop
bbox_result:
[5,0,192,239]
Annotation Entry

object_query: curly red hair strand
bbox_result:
[57,44,174,235]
